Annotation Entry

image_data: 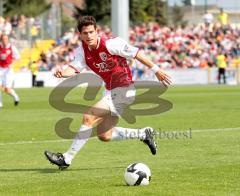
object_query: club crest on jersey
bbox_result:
[99,52,107,61]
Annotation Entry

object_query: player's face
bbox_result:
[80,25,98,49]
[1,35,9,46]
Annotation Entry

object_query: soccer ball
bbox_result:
[124,163,151,186]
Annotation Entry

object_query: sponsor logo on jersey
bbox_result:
[95,62,110,72]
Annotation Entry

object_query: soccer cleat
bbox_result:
[142,127,157,155]
[44,150,70,170]
[14,101,19,106]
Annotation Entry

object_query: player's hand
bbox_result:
[54,69,63,78]
[155,70,172,87]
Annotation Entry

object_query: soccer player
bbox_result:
[45,16,171,169]
[0,34,20,108]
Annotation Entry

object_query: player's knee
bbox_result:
[4,88,10,93]
[82,114,95,126]
[98,133,111,142]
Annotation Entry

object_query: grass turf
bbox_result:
[0,85,239,195]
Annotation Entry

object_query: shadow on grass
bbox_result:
[0,168,60,173]
[114,184,128,187]
[0,166,125,173]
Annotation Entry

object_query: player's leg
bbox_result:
[218,68,221,84]
[44,95,156,169]
[0,85,3,108]
[3,69,19,105]
[96,114,145,141]
[88,89,146,142]
[223,68,226,84]
[45,99,111,169]
[96,112,118,141]
[4,87,20,105]
[101,85,157,154]
[45,85,156,169]
[96,114,157,155]
[95,91,157,154]
[63,99,113,162]
[0,69,3,108]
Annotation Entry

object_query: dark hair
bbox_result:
[77,16,97,32]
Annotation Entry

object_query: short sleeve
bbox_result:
[11,45,20,60]
[106,37,139,59]
[69,44,87,72]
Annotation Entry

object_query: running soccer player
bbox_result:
[45,16,171,169]
[0,34,20,108]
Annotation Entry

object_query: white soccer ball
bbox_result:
[124,163,151,186]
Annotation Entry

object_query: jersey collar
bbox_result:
[88,36,101,51]
[0,43,11,48]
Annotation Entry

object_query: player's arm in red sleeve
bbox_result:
[135,51,172,87]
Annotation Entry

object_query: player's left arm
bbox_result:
[12,45,21,61]
[135,51,172,86]
[106,37,171,86]
[9,45,21,69]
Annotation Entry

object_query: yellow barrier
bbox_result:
[13,40,55,72]
[237,65,240,84]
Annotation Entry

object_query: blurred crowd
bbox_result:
[0,13,239,80]
[32,26,113,73]
[36,22,239,80]
[0,15,41,40]
[129,22,240,69]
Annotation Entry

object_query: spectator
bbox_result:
[3,17,12,35]
[218,8,228,25]
[11,15,19,28]
[203,11,214,25]
[0,17,5,35]
[20,15,238,83]
[29,60,39,86]
[216,49,227,84]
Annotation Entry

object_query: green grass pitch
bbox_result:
[0,85,240,195]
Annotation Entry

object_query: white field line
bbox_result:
[0,127,239,146]
[0,139,72,146]
[191,127,240,133]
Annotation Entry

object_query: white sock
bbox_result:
[111,127,147,141]
[0,91,2,107]
[8,89,20,102]
[63,125,92,165]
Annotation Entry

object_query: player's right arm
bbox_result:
[54,45,87,78]
[54,66,77,78]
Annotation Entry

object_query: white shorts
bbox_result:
[102,84,136,117]
[0,67,14,88]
